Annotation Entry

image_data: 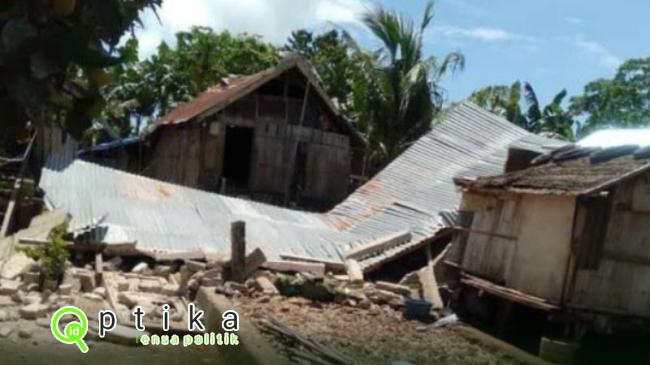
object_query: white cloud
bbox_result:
[564,16,583,25]
[573,39,621,69]
[130,0,369,58]
[431,25,536,43]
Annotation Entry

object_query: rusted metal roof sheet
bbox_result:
[458,147,650,195]
[40,156,365,261]
[326,102,566,269]
[149,55,364,145]
[39,102,564,270]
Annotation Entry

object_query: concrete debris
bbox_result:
[0,325,13,338]
[0,279,20,295]
[21,271,40,286]
[345,259,363,283]
[138,280,162,294]
[77,271,96,292]
[102,324,147,346]
[58,283,72,296]
[0,252,35,280]
[185,260,206,272]
[0,296,15,308]
[255,276,279,295]
[117,292,139,308]
[376,281,412,297]
[153,265,171,277]
[19,303,48,319]
[93,287,107,298]
[131,262,149,274]
[18,328,32,339]
[162,283,179,296]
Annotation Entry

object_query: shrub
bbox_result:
[20,224,70,281]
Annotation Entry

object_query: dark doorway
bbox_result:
[222,125,254,188]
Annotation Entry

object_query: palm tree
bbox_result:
[349,1,464,170]
[471,82,575,141]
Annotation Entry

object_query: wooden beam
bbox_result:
[230,221,246,283]
[283,81,311,206]
[279,253,345,272]
[461,274,559,311]
[345,259,363,283]
[344,230,411,260]
[419,245,443,309]
[1,133,36,239]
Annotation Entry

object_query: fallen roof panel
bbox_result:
[40,102,565,270]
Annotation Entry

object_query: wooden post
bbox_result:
[284,81,311,205]
[231,221,246,282]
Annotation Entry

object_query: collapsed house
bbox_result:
[37,102,563,275]
[452,141,650,331]
[138,55,365,211]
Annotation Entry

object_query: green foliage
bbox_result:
[0,0,161,142]
[345,1,464,171]
[20,224,70,281]
[274,274,336,301]
[101,27,281,136]
[285,29,362,114]
[470,82,576,140]
[570,57,650,137]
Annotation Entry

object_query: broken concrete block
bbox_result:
[117,292,139,308]
[0,325,13,338]
[18,328,32,339]
[161,283,179,296]
[225,281,248,294]
[131,262,149,274]
[93,287,107,298]
[78,272,96,292]
[36,317,51,328]
[116,278,130,292]
[376,281,412,297]
[154,265,171,277]
[58,284,72,296]
[0,296,15,308]
[138,280,162,294]
[0,252,34,280]
[255,276,278,295]
[42,279,58,292]
[345,259,364,283]
[0,280,20,295]
[185,260,207,272]
[82,293,104,302]
[200,277,221,287]
[19,303,48,319]
[22,271,40,286]
[103,256,123,271]
[22,293,41,305]
[25,283,38,292]
[103,324,149,346]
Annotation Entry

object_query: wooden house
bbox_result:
[142,56,364,210]
[450,144,650,332]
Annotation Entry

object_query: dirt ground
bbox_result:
[236,295,527,365]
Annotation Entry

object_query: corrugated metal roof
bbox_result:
[39,102,565,270]
[40,155,365,261]
[326,102,566,269]
[148,55,364,145]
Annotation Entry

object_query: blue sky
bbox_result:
[132,0,650,105]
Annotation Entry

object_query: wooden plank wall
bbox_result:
[250,122,350,202]
[570,172,650,317]
[145,124,202,186]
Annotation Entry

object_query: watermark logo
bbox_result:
[50,306,90,353]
